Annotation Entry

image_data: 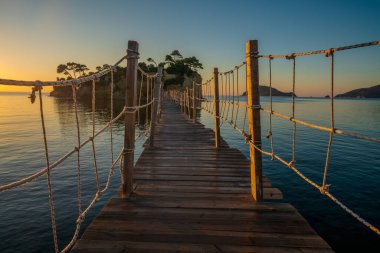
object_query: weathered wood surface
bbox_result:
[71,100,333,253]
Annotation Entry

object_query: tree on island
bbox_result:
[144,50,203,88]
[52,50,203,98]
[56,62,89,81]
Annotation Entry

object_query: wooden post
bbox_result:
[192,81,196,123]
[186,87,190,118]
[213,68,221,148]
[181,92,184,112]
[157,78,163,123]
[246,40,263,202]
[185,88,187,115]
[149,67,163,147]
[122,40,139,196]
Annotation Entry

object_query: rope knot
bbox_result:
[250,51,259,58]
[95,191,102,201]
[126,49,140,59]
[89,136,94,141]
[266,131,272,139]
[76,213,85,224]
[325,48,335,57]
[243,132,251,144]
[320,184,331,194]
[74,146,80,152]
[110,66,117,72]
[250,105,262,110]
[286,53,296,60]
[123,148,134,155]
[268,55,274,60]
[124,106,137,114]
[71,80,80,89]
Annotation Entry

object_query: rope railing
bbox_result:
[0,56,126,87]
[257,40,380,59]
[0,42,163,253]
[167,39,380,236]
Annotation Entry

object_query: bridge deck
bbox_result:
[71,101,333,253]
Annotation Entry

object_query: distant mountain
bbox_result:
[335,85,380,98]
[242,85,295,97]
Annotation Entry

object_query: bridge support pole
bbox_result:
[192,81,196,123]
[213,68,221,148]
[122,40,139,196]
[246,40,263,202]
[186,87,191,118]
[181,92,184,112]
[149,67,163,147]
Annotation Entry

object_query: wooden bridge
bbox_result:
[71,100,333,253]
[5,40,379,252]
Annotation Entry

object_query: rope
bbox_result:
[60,148,124,253]
[250,140,380,236]
[0,107,125,193]
[137,66,158,78]
[231,71,235,124]
[242,69,248,135]
[258,40,380,59]
[322,52,335,192]
[268,57,274,160]
[0,63,164,253]
[234,67,240,128]
[165,39,380,238]
[290,56,296,165]
[260,108,380,143]
[110,69,114,164]
[145,77,150,128]
[91,80,101,193]
[137,71,143,125]
[0,56,126,86]
[37,87,59,253]
[226,72,231,122]
[71,85,82,215]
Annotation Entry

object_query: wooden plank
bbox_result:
[72,240,333,253]
[71,100,333,253]
[134,180,269,188]
[78,230,330,248]
[134,189,282,200]
[105,197,295,212]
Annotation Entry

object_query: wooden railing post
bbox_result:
[192,81,196,123]
[157,78,163,123]
[122,40,139,196]
[246,40,263,202]
[186,87,190,118]
[213,68,221,148]
[149,67,163,147]
[179,91,184,112]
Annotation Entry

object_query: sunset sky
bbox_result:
[0,0,379,96]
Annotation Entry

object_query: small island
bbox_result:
[335,84,380,98]
[242,85,296,97]
[50,50,203,100]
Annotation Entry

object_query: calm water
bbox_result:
[0,92,379,252]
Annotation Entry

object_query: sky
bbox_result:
[0,0,379,96]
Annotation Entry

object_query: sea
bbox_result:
[0,92,379,252]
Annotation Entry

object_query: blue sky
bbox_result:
[0,0,379,95]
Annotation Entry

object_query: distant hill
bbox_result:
[242,85,295,97]
[335,85,380,98]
